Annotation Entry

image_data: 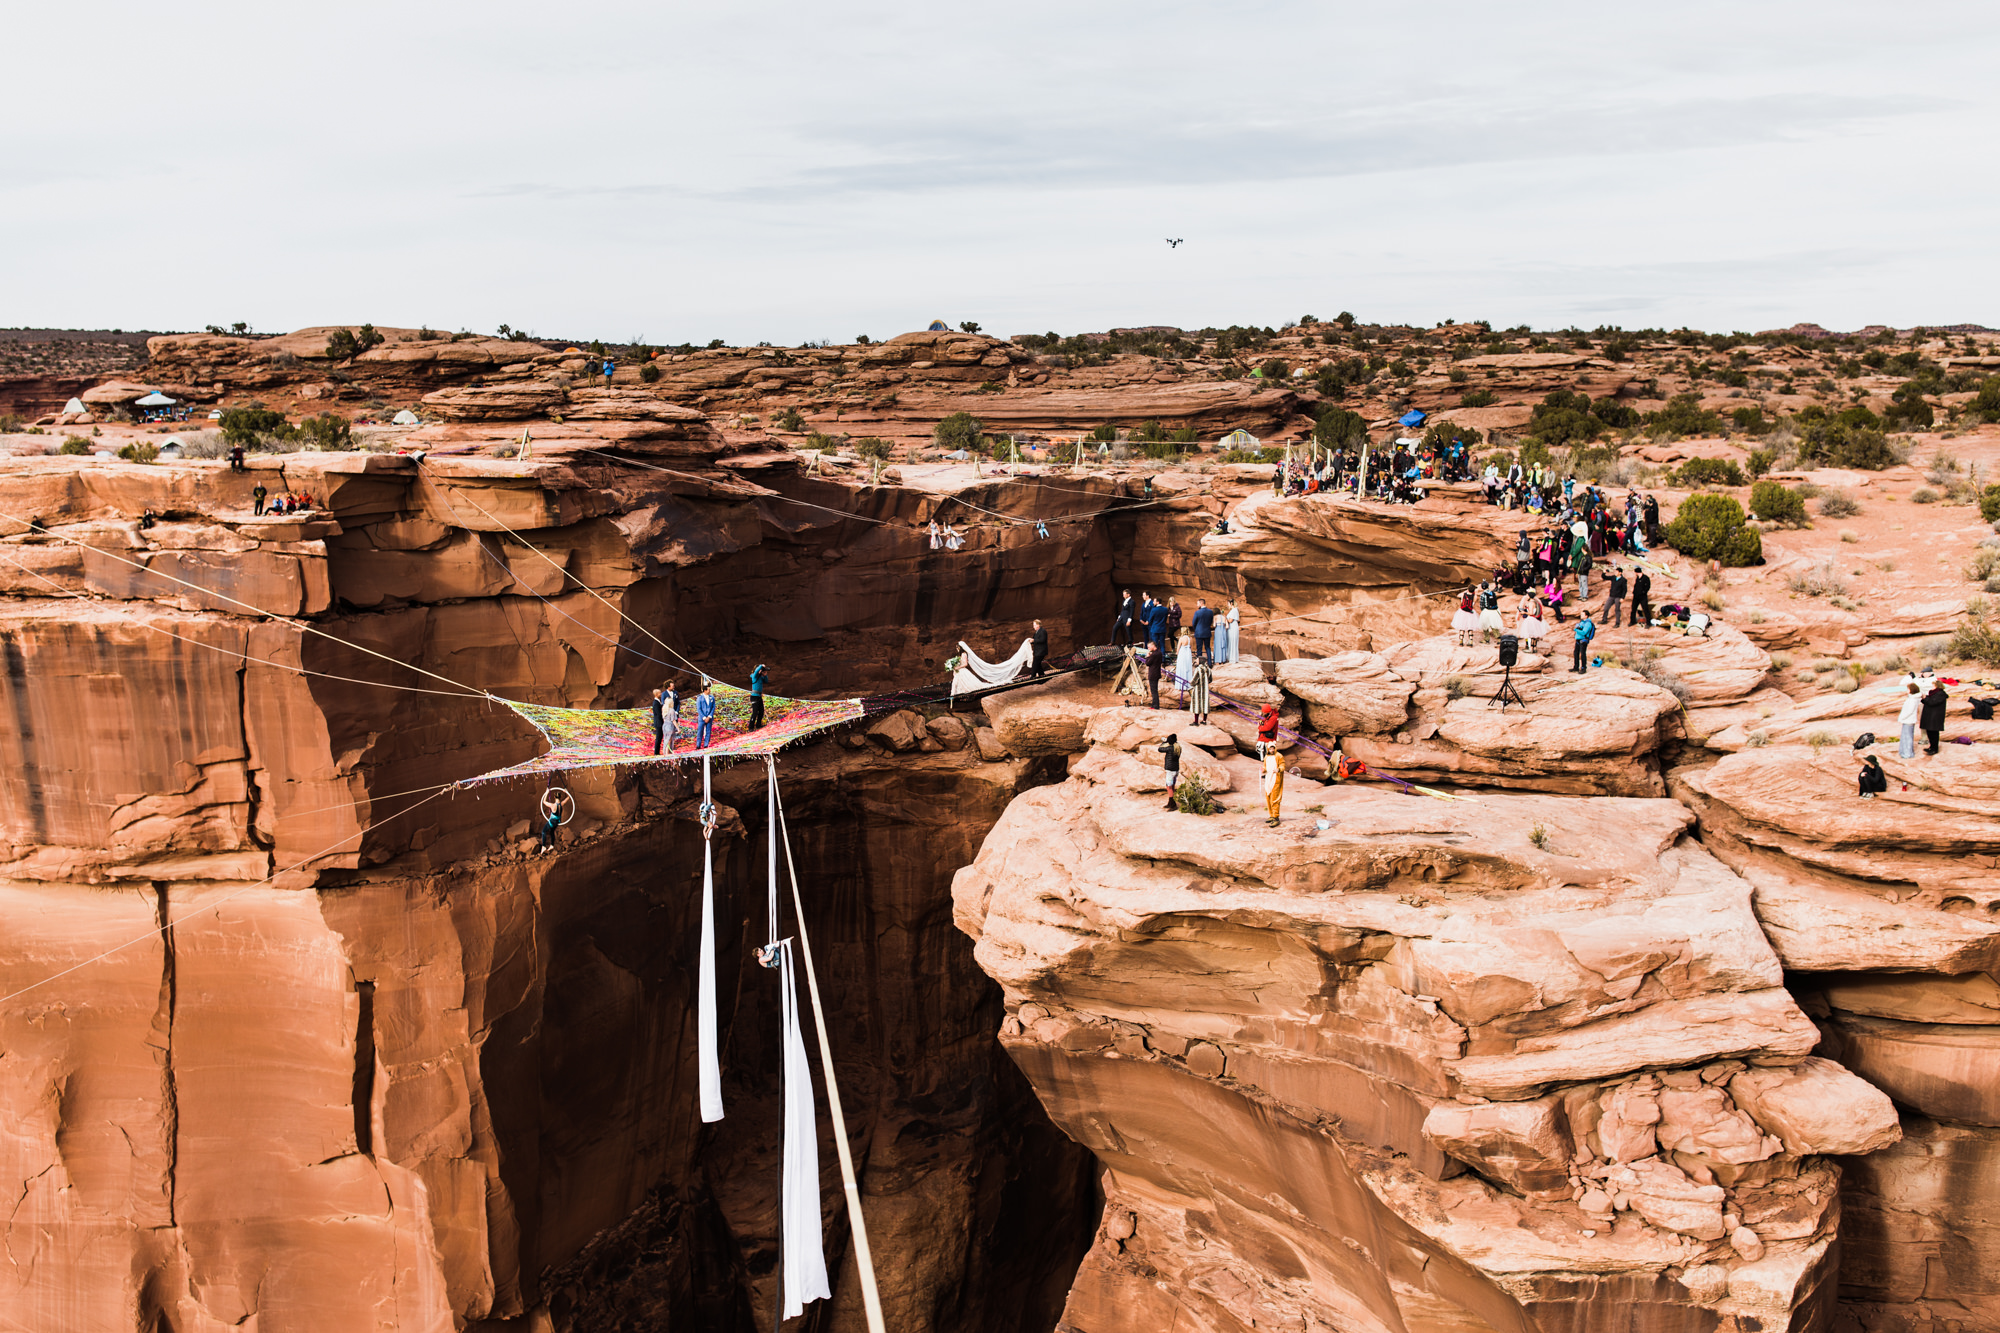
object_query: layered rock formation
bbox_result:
[0,442,1126,1331]
[952,719,1895,1331]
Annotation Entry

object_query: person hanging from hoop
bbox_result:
[536,788,574,855]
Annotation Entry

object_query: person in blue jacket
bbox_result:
[1572,612,1596,673]
[696,679,718,748]
[748,664,768,730]
[1146,596,1171,649]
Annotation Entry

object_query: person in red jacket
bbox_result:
[1257,703,1280,746]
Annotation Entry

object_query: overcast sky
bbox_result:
[6,1,1995,343]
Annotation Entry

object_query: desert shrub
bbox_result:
[1912,487,1940,504]
[1770,653,1793,670]
[773,407,806,431]
[1445,675,1469,700]
[1675,457,1747,488]
[1699,589,1727,611]
[1256,358,1291,382]
[933,411,984,453]
[1528,823,1550,849]
[293,412,352,450]
[1171,770,1219,816]
[1747,731,1771,748]
[1733,406,1770,434]
[1966,378,2000,424]
[1663,493,1762,565]
[1966,548,2000,582]
[1459,388,1496,408]
[116,442,159,463]
[1805,729,1836,751]
[1647,393,1723,438]
[1840,529,1859,543]
[1422,419,1482,451]
[219,407,290,448]
[1978,484,2000,524]
[324,324,385,360]
[1750,480,1809,525]
[852,437,892,461]
[1792,415,1902,470]
[59,437,91,455]
[1314,406,1370,450]
[1788,556,1849,598]
[1818,489,1862,518]
[637,361,661,383]
[1832,673,1859,693]
[1884,381,1935,430]
[1745,447,1775,478]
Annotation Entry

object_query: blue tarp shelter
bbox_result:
[1398,409,1426,427]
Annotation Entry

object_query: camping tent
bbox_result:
[1398,409,1426,428]
[62,398,87,415]
[392,409,420,426]
[134,392,178,407]
[928,319,950,331]
[1219,429,1260,449]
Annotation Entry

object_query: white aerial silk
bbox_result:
[698,756,723,1123]
[773,937,831,1316]
[949,638,1034,697]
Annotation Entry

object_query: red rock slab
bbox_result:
[1825,1013,2000,1127]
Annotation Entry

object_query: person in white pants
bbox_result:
[1897,681,1923,758]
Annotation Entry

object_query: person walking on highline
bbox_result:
[1572,611,1596,673]
[696,679,718,749]
[748,664,768,730]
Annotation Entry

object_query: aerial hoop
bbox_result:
[542,787,577,825]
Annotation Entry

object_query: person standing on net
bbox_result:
[748,664,768,730]
[650,687,669,755]
[696,679,717,749]
[1572,611,1596,672]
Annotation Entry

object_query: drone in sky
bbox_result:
[1165,238,1183,248]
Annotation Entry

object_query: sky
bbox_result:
[5,1,1996,343]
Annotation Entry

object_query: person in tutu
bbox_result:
[1452,586,1478,646]
[1516,593,1546,649]
[1476,580,1505,640]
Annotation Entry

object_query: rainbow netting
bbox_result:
[466,685,864,784]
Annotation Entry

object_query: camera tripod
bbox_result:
[1490,663,1528,711]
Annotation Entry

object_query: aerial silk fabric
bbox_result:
[950,638,1034,697]
[774,937,832,1317]
[698,756,723,1124]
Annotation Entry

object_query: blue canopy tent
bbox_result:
[1398,409,1427,428]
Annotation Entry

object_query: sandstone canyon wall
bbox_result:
[2,404,1997,1332]
[0,443,1146,1332]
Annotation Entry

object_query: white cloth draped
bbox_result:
[774,937,832,1316]
[698,757,723,1123]
[950,638,1034,697]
